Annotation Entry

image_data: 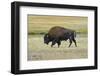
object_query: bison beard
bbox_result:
[44,26,77,47]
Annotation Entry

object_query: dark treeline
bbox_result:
[28,32,87,35]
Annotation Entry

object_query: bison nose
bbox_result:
[44,41,46,43]
[44,41,48,45]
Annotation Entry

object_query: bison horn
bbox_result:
[45,34,48,38]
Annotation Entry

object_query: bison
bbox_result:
[44,26,77,47]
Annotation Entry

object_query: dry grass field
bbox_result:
[27,15,88,61]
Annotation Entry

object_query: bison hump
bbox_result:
[48,26,67,37]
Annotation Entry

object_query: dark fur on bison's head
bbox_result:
[44,34,50,45]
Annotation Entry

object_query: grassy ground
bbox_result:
[28,34,88,61]
[27,15,88,61]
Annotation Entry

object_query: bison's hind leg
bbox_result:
[72,38,77,47]
[68,39,72,47]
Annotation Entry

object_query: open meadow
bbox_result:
[27,15,88,61]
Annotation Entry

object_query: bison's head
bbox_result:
[44,34,50,45]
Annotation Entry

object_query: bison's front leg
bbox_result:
[57,41,61,48]
[51,39,56,47]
